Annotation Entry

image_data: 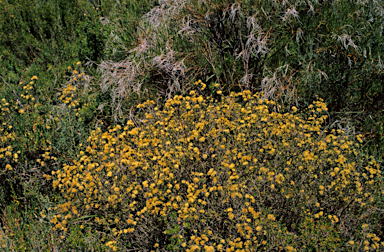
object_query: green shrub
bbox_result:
[0,0,106,70]
[49,81,383,251]
[0,75,55,207]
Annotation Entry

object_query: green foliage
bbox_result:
[0,193,57,251]
[0,194,106,251]
[101,0,160,61]
[0,0,107,86]
[163,211,184,251]
[296,215,343,251]
[63,223,107,252]
[0,76,54,207]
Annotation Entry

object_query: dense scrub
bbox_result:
[0,0,383,251]
[47,82,383,251]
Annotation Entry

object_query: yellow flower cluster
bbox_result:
[66,63,86,83]
[0,98,16,158]
[67,68,86,84]
[19,76,40,112]
[49,81,382,250]
[0,97,18,173]
[55,63,89,119]
[58,84,79,109]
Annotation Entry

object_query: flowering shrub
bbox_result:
[0,75,56,206]
[0,65,108,251]
[0,62,90,183]
[48,81,383,251]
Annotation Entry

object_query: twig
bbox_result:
[0,75,24,108]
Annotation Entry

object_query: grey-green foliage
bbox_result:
[0,195,105,252]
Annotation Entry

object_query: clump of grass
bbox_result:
[48,81,383,251]
[97,0,384,157]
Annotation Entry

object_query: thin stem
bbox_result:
[0,75,24,108]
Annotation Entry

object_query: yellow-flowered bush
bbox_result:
[48,81,383,251]
[1,75,54,202]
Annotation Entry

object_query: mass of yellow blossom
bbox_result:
[47,80,383,251]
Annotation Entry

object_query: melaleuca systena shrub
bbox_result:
[47,81,383,251]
